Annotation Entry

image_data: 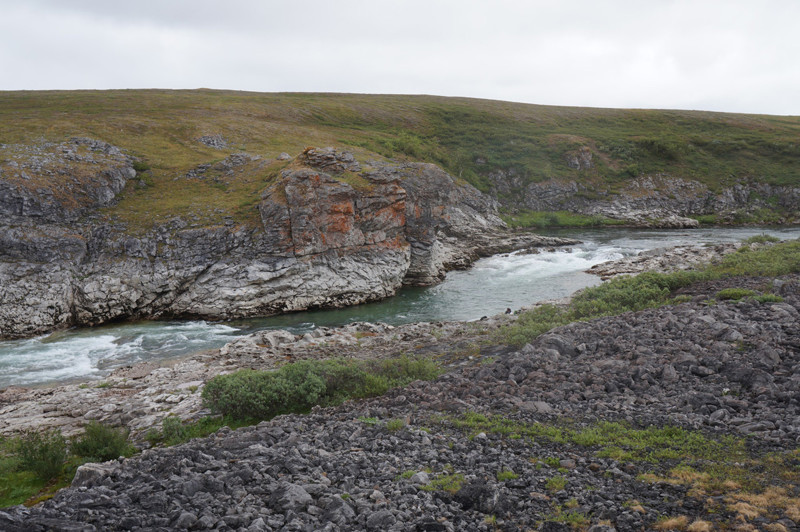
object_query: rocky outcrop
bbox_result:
[0,146,574,339]
[586,242,742,280]
[491,172,800,227]
[0,137,136,223]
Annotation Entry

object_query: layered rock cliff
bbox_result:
[491,171,800,227]
[0,145,572,340]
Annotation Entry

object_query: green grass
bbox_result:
[441,412,800,526]
[202,355,442,422]
[498,239,800,346]
[0,422,137,508]
[385,418,407,432]
[501,209,626,229]
[545,475,567,492]
[496,468,519,481]
[2,90,799,231]
[419,472,465,495]
[716,288,758,301]
[396,470,417,480]
[145,415,256,447]
[447,413,747,464]
[541,507,588,528]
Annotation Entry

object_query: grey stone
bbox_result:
[269,482,313,511]
[173,511,198,529]
[71,461,117,488]
[366,509,396,530]
[410,471,430,485]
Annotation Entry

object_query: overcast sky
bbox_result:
[2,0,799,115]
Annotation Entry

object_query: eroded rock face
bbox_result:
[1,146,569,339]
[0,138,136,223]
[491,172,800,227]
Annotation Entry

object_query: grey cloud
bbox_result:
[1,0,799,115]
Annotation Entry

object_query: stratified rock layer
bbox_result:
[0,146,573,339]
[491,172,800,227]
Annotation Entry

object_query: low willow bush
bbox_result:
[712,240,800,277]
[744,233,780,244]
[202,356,441,421]
[500,239,800,346]
[70,421,135,462]
[0,421,138,506]
[16,429,67,481]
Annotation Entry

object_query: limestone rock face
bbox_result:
[1,146,564,339]
[490,172,800,227]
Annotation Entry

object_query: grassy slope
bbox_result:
[1,89,799,228]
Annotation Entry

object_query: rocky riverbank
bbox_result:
[585,242,744,280]
[0,317,513,440]
[2,246,800,530]
[0,144,575,340]
[0,239,749,442]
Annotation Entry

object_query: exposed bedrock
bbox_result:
[0,146,575,339]
[490,172,800,227]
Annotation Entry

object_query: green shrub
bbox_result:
[691,214,719,225]
[712,241,800,277]
[146,415,253,447]
[497,468,519,481]
[131,160,151,172]
[546,475,567,492]
[754,294,784,303]
[160,416,187,445]
[744,233,780,244]
[386,419,406,432]
[420,472,464,494]
[16,429,66,481]
[544,457,561,468]
[716,288,758,301]
[202,356,441,421]
[71,422,135,462]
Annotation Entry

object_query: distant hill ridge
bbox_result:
[1,89,798,228]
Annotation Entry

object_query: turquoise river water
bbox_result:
[2,226,799,387]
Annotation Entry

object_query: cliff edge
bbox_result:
[0,145,573,339]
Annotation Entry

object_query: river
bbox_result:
[2,226,799,388]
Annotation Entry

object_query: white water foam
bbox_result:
[0,321,240,387]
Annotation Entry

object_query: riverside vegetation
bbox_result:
[500,234,799,346]
[3,238,800,531]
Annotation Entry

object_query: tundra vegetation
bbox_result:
[2,90,800,230]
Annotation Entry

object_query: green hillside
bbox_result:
[1,89,799,227]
